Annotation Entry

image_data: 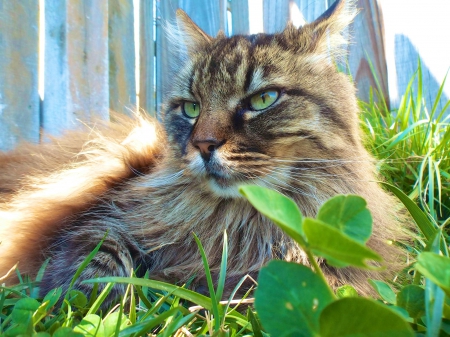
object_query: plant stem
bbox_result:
[305,249,337,300]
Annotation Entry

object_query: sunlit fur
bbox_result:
[0,0,408,303]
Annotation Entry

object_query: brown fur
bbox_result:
[0,0,408,302]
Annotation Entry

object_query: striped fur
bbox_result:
[0,0,408,305]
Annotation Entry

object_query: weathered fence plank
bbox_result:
[1,0,449,150]
[290,0,329,22]
[348,0,389,106]
[230,0,250,35]
[139,0,155,116]
[109,0,136,115]
[44,0,109,135]
[155,0,227,114]
[263,0,289,33]
[0,1,39,150]
[380,0,449,114]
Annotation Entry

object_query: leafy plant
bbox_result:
[239,184,450,337]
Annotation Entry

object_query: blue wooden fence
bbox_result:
[0,0,448,150]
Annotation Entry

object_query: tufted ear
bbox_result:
[173,9,212,54]
[285,0,357,62]
[310,0,357,59]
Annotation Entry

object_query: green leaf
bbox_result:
[319,298,414,336]
[416,252,450,297]
[317,195,372,244]
[369,280,396,304]
[255,260,334,337]
[11,298,40,323]
[73,314,105,336]
[8,298,40,336]
[335,285,358,299]
[380,182,436,241]
[247,309,264,337]
[42,287,62,310]
[32,300,50,326]
[397,285,425,319]
[239,185,305,247]
[303,218,382,268]
[53,327,84,337]
[103,312,128,337]
[68,290,88,308]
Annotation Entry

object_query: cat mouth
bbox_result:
[206,170,232,187]
[208,173,234,188]
[203,165,242,197]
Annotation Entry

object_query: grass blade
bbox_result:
[83,277,212,310]
[380,182,436,240]
[215,230,228,302]
[193,232,221,332]
[86,283,114,315]
[64,233,107,302]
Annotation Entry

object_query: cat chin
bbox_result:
[207,179,242,199]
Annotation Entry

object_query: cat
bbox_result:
[0,0,408,305]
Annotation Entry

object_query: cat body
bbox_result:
[0,0,407,302]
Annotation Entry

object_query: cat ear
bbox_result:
[173,9,213,54]
[298,0,357,61]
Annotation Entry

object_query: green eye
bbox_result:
[249,90,279,111]
[182,101,200,118]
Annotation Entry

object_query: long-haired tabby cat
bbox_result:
[0,0,407,304]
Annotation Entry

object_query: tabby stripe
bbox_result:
[244,64,255,93]
[96,244,128,270]
[188,70,195,96]
[272,131,328,150]
[286,89,355,144]
[227,156,265,161]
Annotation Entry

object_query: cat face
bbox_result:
[163,1,359,198]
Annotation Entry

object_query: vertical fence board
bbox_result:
[109,0,136,115]
[2,0,449,150]
[44,0,109,135]
[379,0,449,115]
[139,0,155,116]
[0,1,39,150]
[263,0,289,33]
[155,0,227,114]
[348,0,389,106]
[230,0,249,35]
[290,0,327,22]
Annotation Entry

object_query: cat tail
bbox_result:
[0,113,166,283]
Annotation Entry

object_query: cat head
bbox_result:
[162,0,361,198]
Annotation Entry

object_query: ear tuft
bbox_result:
[173,9,212,54]
[303,0,357,62]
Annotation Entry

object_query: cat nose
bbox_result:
[193,139,223,161]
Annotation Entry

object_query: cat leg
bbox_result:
[40,219,139,308]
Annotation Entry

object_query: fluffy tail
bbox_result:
[0,113,166,281]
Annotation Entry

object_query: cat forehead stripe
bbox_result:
[247,68,268,93]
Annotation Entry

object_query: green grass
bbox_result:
[360,59,450,224]
[1,61,449,336]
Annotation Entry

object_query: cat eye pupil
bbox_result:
[261,92,267,103]
[182,101,200,118]
[250,90,279,111]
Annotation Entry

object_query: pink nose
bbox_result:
[192,139,223,161]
